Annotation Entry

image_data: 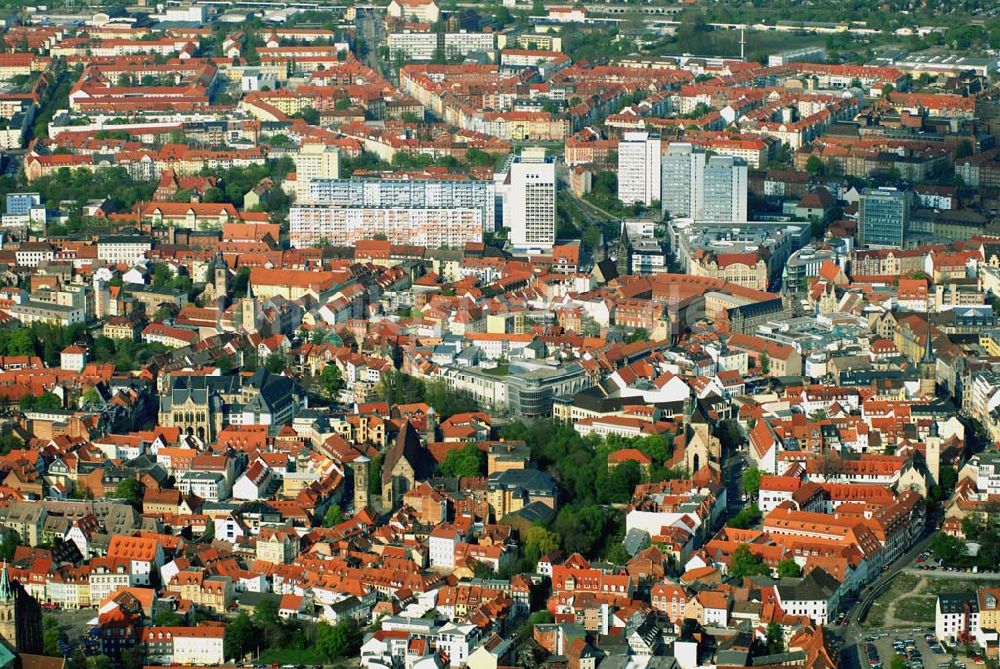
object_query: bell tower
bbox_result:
[919,318,936,397]
[926,421,941,487]
[0,562,15,649]
[352,455,370,512]
[0,560,42,653]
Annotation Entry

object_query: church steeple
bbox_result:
[919,317,936,397]
[922,318,935,364]
[0,561,12,602]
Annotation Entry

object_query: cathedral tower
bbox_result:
[0,561,41,653]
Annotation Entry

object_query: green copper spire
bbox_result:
[0,560,12,602]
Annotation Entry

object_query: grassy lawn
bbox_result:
[667,30,829,60]
[482,364,510,377]
[865,574,1000,628]
[866,599,888,627]
[922,577,1000,596]
[864,573,920,628]
[894,596,937,623]
[258,647,327,665]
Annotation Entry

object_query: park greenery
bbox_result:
[31,167,157,220]
[223,604,361,662]
[499,420,682,562]
[0,321,175,379]
[199,158,295,214]
[375,370,480,420]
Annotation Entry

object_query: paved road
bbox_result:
[567,190,621,224]
[355,8,386,79]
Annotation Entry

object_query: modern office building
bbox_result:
[618,132,662,207]
[661,142,706,219]
[702,156,748,223]
[619,218,668,276]
[859,187,911,248]
[505,148,556,252]
[308,178,496,231]
[5,193,40,216]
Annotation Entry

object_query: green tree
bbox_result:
[224,611,255,660]
[376,370,425,405]
[930,531,966,565]
[524,525,561,564]
[464,147,497,167]
[439,444,484,478]
[264,352,287,373]
[319,364,344,399]
[120,647,143,669]
[368,453,382,498]
[890,655,906,669]
[81,388,101,405]
[115,478,142,507]
[742,467,763,501]
[171,189,195,203]
[760,352,770,375]
[0,532,20,562]
[727,505,762,529]
[424,378,478,418]
[315,620,362,660]
[21,391,62,411]
[730,544,769,579]
[624,328,649,344]
[777,559,801,578]
[85,655,112,669]
[253,598,279,628]
[42,616,61,656]
[766,622,784,654]
[291,107,320,125]
[153,609,184,627]
[554,505,608,557]
[716,419,744,454]
[600,460,642,504]
[233,266,251,298]
[323,504,344,527]
[0,435,22,456]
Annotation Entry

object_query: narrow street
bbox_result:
[356,8,388,81]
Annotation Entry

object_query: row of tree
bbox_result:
[375,369,480,420]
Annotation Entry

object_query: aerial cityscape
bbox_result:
[0,1,996,669]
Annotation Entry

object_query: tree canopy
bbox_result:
[315,620,362,661]
[322,504,344,528]
[115,478,143,507]
[439,444,485,478]
[777,559,801,578]
[730,544,769,580]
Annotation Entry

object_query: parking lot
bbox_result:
[863,631,975,669]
